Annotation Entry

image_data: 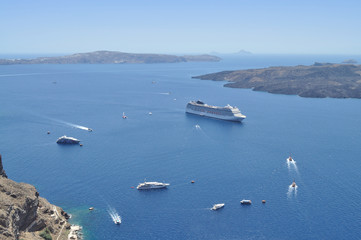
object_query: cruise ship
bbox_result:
[186,100,246,122]
[56,136,80,144]
[136,181,170,190]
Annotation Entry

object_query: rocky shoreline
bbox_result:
[0,154,81,240]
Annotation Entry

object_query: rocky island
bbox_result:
[0,51,221,65]
[0,154,78,240]
[193,63,361,99]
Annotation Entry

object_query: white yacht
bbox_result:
[240,200,252,205]
[136,181,170,190]
[211,203,225,210]
[186,100,246,122]
[56,136,80,144]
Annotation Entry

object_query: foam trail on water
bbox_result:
[287,185,298,198]
[0,73,49,78]
[107,207,121,224]
[29,113,92,131]
[66,123,91,131]
[286,158,299,174]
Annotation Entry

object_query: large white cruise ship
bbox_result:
[186,100,246,122]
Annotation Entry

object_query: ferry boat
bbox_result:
[186,100,246,122]
[211,203,225,210]
[136,181,170,190]
[56,136,80,144]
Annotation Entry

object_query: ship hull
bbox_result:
[137,185,168,190]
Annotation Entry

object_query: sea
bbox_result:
[1,54,361,240]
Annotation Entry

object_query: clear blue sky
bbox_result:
[1,0,361,54]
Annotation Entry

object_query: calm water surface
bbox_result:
[1,55,361,239]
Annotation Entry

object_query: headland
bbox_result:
[193,63,361,99]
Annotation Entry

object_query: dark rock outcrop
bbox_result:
[0,50,221,65]
[193,63,361,99]
[0,154,7,178]
[0,155,71,240]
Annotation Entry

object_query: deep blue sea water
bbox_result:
[1,55,361,239]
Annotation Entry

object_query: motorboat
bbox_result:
[288,156,294,161]
[56,136,80,144]
[240,200,252,205]
[136,181,170,190]
[122,112,127,119]
[291,180,297,188]
[211,203,225,210]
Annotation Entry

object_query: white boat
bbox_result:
[122,112,127,119]
[240,200,252,205]
[186,100,246,122]
[114,218,121,225]
[211,203,225,210]
[136,181,170,190]
[56,136,80,144]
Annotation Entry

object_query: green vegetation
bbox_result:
[39,228,52,240]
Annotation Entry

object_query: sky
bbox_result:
[1,0,361,55]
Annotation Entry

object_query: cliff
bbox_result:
[0,51,221,65]
[193,63,361,99]
[0,154,72,240]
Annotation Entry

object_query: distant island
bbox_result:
[193,63,361,99]
[0,51,221,65]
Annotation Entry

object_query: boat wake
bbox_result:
[107,207,121,225]
[66,123,92,131]
[287,159,299,173]
[32,114,93,132]
[287,185,298,198]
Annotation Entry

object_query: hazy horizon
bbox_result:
[2,0,361,55]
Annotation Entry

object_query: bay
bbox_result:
[1,55,361,239]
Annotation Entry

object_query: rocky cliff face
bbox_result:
[0,155,71,240]
[0,155,7,178]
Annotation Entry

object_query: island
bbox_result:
[0,51,221,65]
[0,154,80,240]
[193,63,361,99]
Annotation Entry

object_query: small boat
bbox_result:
[149,112,152,115]
[115,219,121,225]
[87,128,93,132]
[211,203,225,210]
[191,180,195,183]
[56,136,80,144]
[89,207,94,211]
[287,156,293,161]
[47,131,50,134]
[291,179,297,188]
[240,200,252,205]
[122,112,127,119]
[136,181,170,190]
